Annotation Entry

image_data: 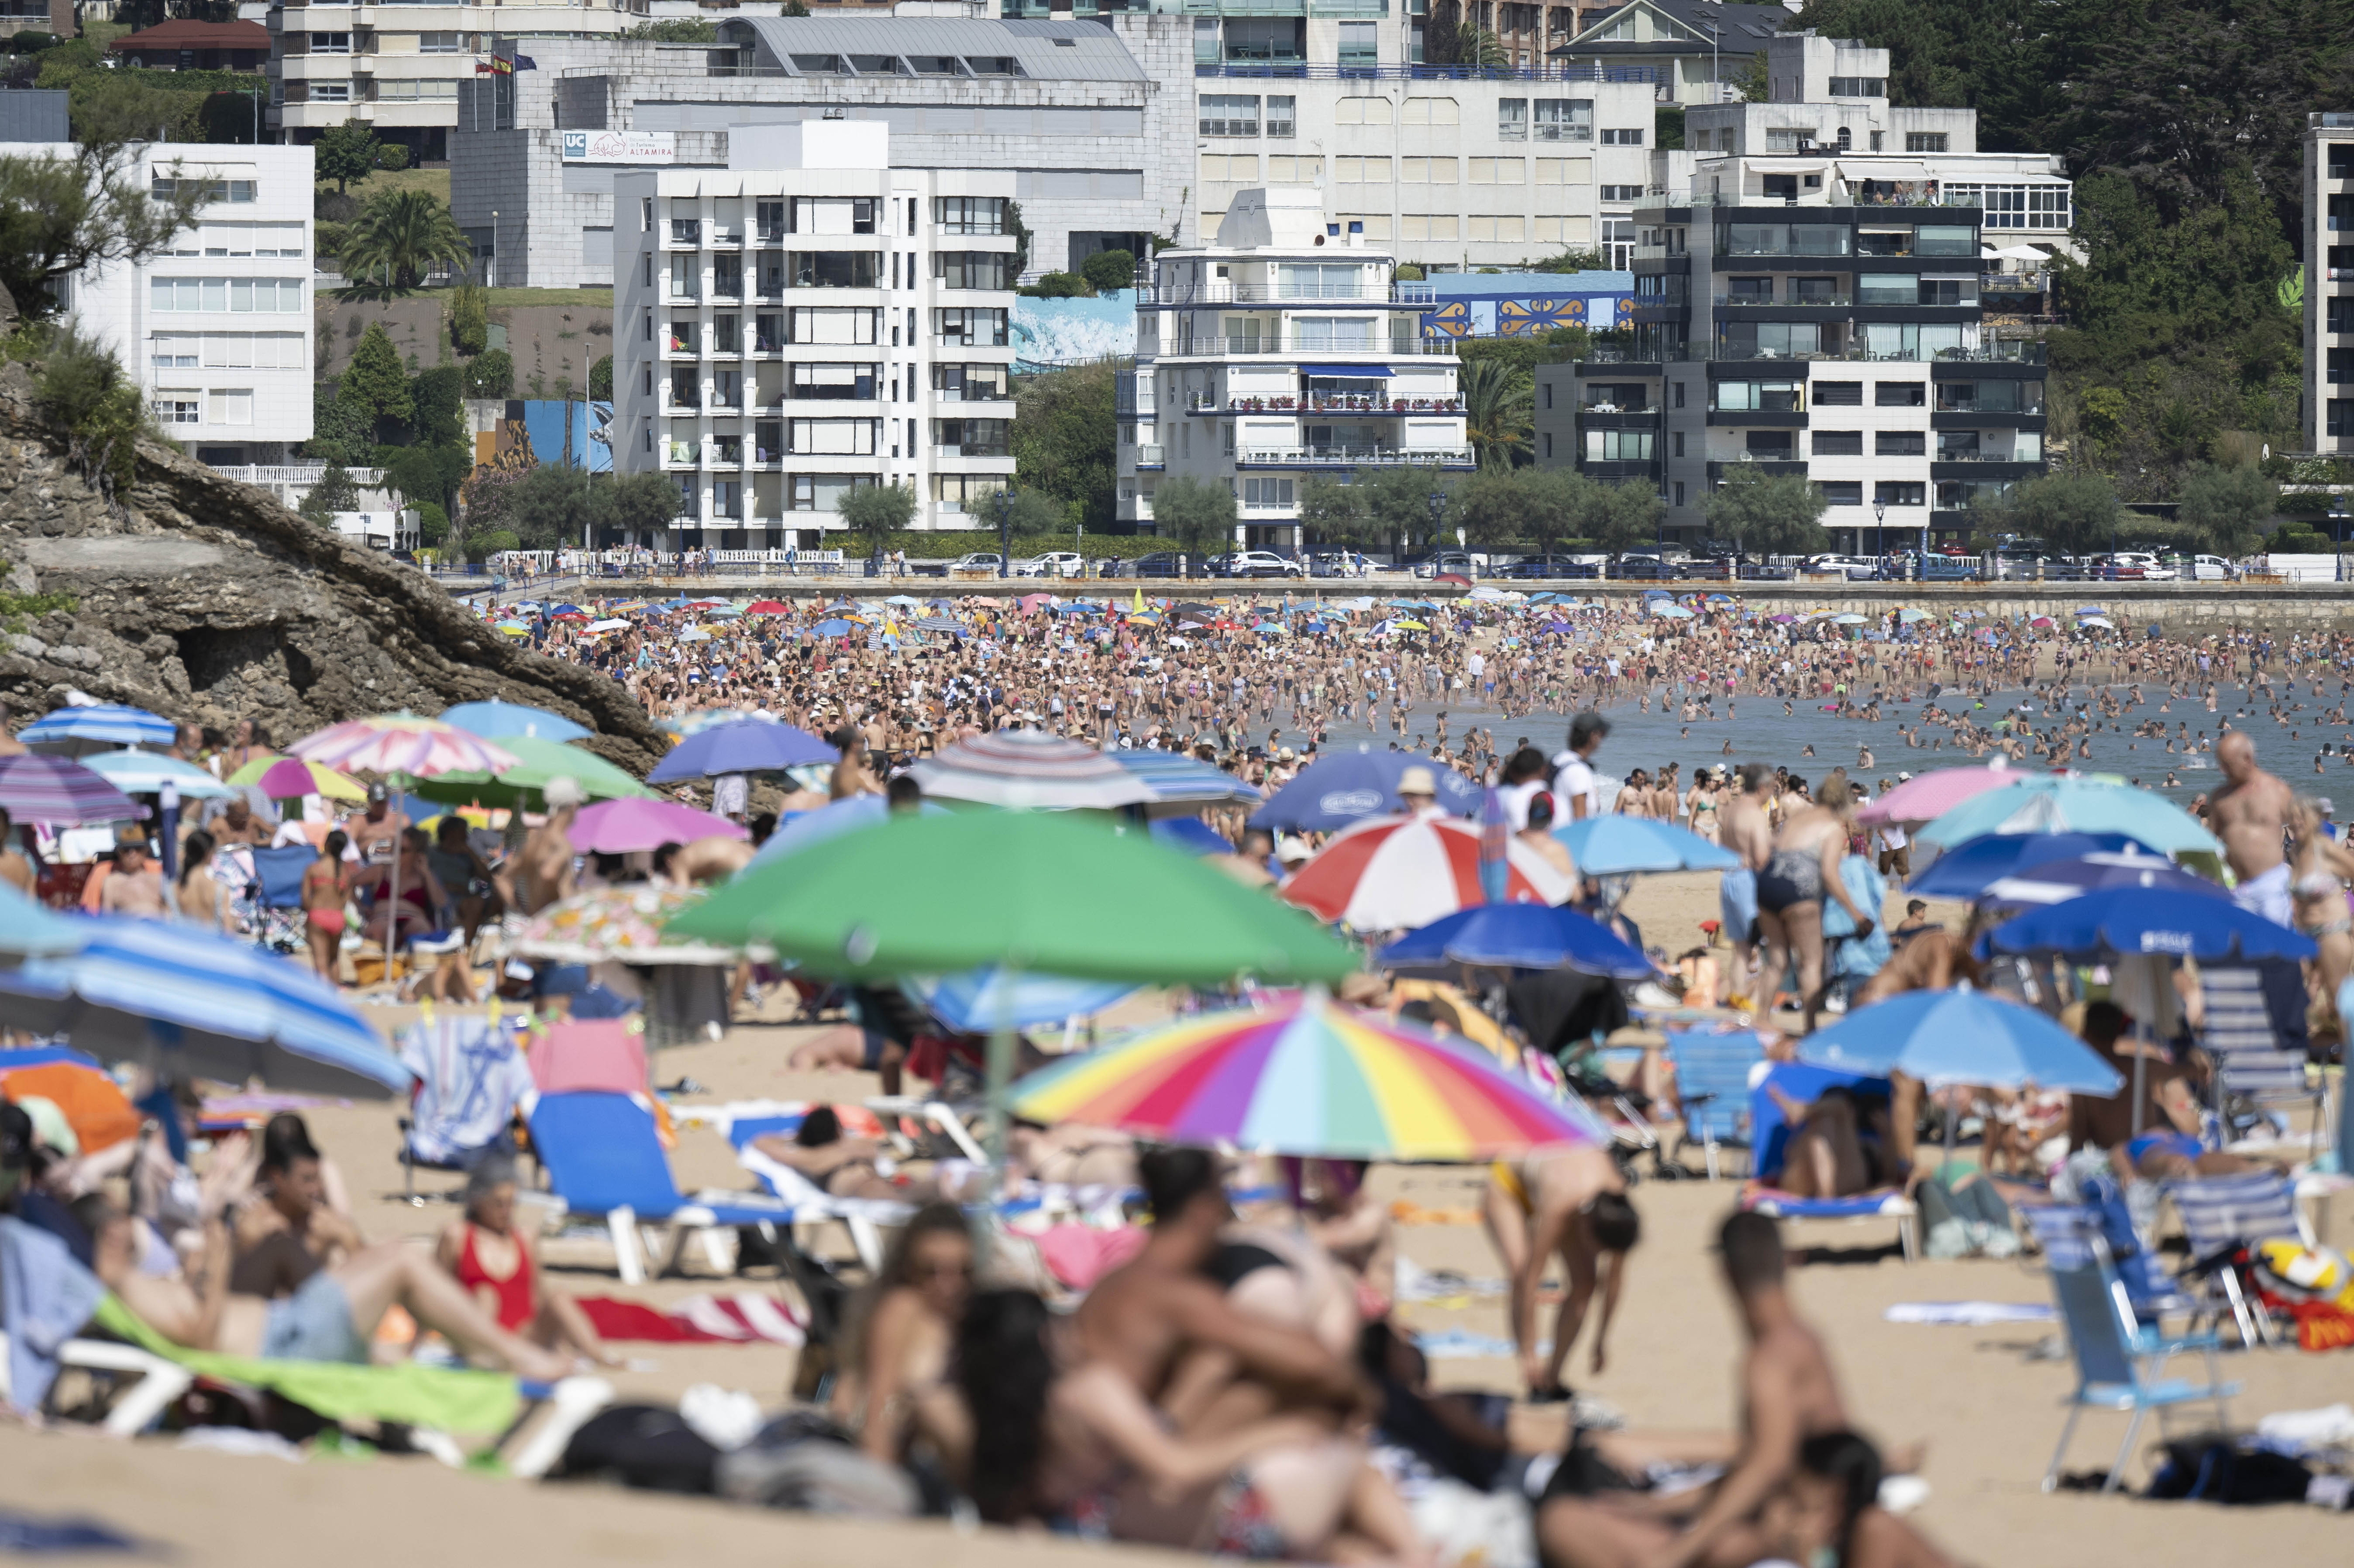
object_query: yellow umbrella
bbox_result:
[225,754,368,801]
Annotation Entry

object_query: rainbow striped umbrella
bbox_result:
[288,714,518,778]
[1009,992,1601,1160]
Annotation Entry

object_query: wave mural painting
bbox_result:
[1013,289,1138,369]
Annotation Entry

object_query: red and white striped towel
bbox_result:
[577,1292,807,1346]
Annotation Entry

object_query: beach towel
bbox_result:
[89,1297,520,1433]
[1,1217,107,1414]
[400,1016,537,1167]
[0,1512,144,1554]
[1883,1301,2057,1326]
[1032,1224,1146,1291]
[576,1293,807,1346]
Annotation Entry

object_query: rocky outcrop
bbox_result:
[0,387,664,775]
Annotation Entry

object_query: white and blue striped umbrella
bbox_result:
[19,704,177,756]
[78,750,238,800]
[0,917,411,1098]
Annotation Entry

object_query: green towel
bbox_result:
[92,1297,521,1434]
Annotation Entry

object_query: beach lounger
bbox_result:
[1740,1063,1919,1263]
[0,1326,194,1437]
[2165,1171,2312,1347]
[528,1091,809,1286]
[1666,1030,1764,1179]
[712,1108,916,1274]
[2039,1210,2237,1494]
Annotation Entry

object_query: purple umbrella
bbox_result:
[570,798,748,854]
[646,718,839,784]
[1537,620,1575,635]
[0,754,141,826]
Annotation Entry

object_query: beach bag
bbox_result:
[2146,1437,2313,1504]
[548,1404,719,1493]
[2252,1240,2354,1310]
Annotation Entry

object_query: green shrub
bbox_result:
[463,347,513,398]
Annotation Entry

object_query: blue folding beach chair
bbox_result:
[1667,1030,1765,1178]
[2166,1171,2310,1347]
[2020,1194,2199,1333]
[527,1091,803,1285]
[1741,1063,1919,1263]
[245,844,317,956]
[2040,1208,2237,1494]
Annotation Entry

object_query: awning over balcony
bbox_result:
[1838,161,1933,184]
[1299,364,1393,378]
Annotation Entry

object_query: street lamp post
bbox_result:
[1915,498,1928,581]
[995,487,1012,578]
[1873,498,1885,567]
[1427,489,1448,568]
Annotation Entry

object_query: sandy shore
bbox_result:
[6,930,2346,1566]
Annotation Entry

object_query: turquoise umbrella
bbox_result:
[1917,777,2221,854]
[0,881,82,956]
[78,750,238,800]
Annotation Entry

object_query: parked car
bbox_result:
[1205,550,1305,579]
[2188,553,2240,581]
[1308,550,1374,578]
[1608,553,1687,580]
[949,552,1003,574]
[1802,554,1883,581]
[1414,550,1478,580]
[1133,551,1188,578]
[1091,556,1133,578]
[1011,551,1085,578]
[1508,553,1591,579]
[2109,551,2176,580]
[2086,554,2144,580]
[1919,552,1980,581]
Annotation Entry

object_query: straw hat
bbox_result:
[1398,765,1438,798]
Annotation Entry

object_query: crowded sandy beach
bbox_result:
[2,584,2351,1568]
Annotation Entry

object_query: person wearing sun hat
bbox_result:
[1397,764,1445,819]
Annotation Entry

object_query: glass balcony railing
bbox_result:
[1236,444,1475,466]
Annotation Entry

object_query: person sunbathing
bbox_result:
[433,1157,617,1368]
[88,1197,572,1383]
[1006,1118,1138,1193]
[956,1287,1427,1563]
[2064,1000,2265,1180]
[1537,1212,1867,1568]
[833,1201,972,1464]
[1481,1143,1638,1399]
[1758,1083,1916,1199]
[750,1104,940,1201]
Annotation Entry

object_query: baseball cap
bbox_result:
[1276,835,1313,864]
[1897,771,1913,781]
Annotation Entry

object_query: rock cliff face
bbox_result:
[0,387,663,775]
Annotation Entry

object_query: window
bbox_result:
[1811,430,1863,456]
[1599,128,1643,146]
[1266,95,1296,138]
[935,308,1010,347]
[309,31,350,51]
[152,393,199,425]
[1672,431,1684,456]
[308,83,351,104]
[152,177,257,204]
[788,307,880,345]
[1916,225,1976,257]
[933,417,1010,457]
[669,254,699,299]
[783,197,876,235]
[1200,95,1260,138]
[932,196,1006,235]
[1600,184,1644,201]
[147,277,302,312]
[1713,380,1803,412]
[1857,273,1917,304]
[1817,481,1863,505]
[1827,77,1885,98]
[1242,477,1295,508]
[2330,399,2354,438]
[1875,382,1926,407]
[1814,380,1863,405]
[1401,97,1457,125]
[1744,430,1796,458]
[2330,297,2354,335]
[376,78,457,101]
[2026,186,2070,229]
[713,254,742,298]
[1534,99,1592,142]
[1499,99,1527,141]
[1671,382,1685,408]
[1338,22,1378,69]
[1905,131,1949,153]
[787,418,880,455]
[1402,158,1457,184]
[790,251,879,289]
[1673,482,1685,507]
[205,389,254,427]
[149,335,198,368]
[935,474,1006,507]
[2332,347,2354,384]
[935,251,1015,291]
[1875,481,1926,507]
[787,363,877,401]
[419,31,460,51]
[1584,430,1654,462]
[1336,98,1392,125]
[1268,155,1322,181]
[1875,431,1926,456]
[1336,157,1391,182]
[1469,159,1524,184]
[1916,277,1977,306]
[933,363,1010,401]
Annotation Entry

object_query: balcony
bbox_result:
[713,440,744,465]
[1236,445,1476,467]
[665,394,700,414]
[1186,393,1464,414]
[1135,444,1166,469]
[1164,335,1457,358]
[1136,283,1427,307]
[669,219,701,247]
[756,225,786,246]
[1705,459,1808,478]
[664,442,695,466]
[1714,294,1854,309]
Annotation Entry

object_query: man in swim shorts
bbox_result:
[1714,764,1775,1008]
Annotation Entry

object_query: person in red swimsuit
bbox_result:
[433,1158,617,1366]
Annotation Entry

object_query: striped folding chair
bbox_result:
[2199,964,2329,1151]
[2166,1170,2312,1347]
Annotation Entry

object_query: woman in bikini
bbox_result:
[1685,769,1723,845]
[953,1288,1424,1564]
[1754,775,1874,1026]
[751,1104,943,1202]
[434,1157,616,1366]
[301,830,351,982]
[2287,798,2354,1008]
[834,1201,973,1464]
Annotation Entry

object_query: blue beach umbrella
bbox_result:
[78,750,237,800]
[1149,816,1234,856]
[905,967,1142,1033]
[1904,831,2161,900]
[1978,850,2225,907]
[0,882,82,956]
[1109,750,1263,817]
[1247,746,1483,831]
[749,794,949,867]
[0,916,414,1097]
[1983,887,2315,963]
[1376,903,1651,978]
[1798,986,2124,1093]
[19,704,177,757]
[440,699,591,744]
[1554,816,1740,875]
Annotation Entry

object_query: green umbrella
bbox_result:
[666,807,1355,987]
[408,734,654,809]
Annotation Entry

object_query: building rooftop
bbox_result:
[714,15,1146,82]
[1554,1,1794,56]
[108,20,271,52]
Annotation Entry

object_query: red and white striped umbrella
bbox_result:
[288,714,519,778]
[1281,814,1575,932]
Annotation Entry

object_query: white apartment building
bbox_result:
[2305,112,2354,457]
[1537,34,2064,551]
[611,119,1017,549]
[1117,186,1471,552]
[266,0,633,159]
[59,143,316,467]
[1161,6,1658,272]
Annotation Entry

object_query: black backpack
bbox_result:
[548,1404,719,1494]
[2146,1436,2312,1506]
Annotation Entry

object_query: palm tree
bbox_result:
[340,189,472,292]
[1459,358,1533,470]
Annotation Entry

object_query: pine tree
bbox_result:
[338,322,413,441]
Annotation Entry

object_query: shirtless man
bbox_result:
[348,785,408,865]
[207,795,267,850]
[98,840,169,918]
[1715,764,1776,1008]
[1537,1212,1855,1568]
[1075,1147,1366,1429]
[509,775,582,915]
[1482,1142,1638,1397]
[2210,730,2296,926]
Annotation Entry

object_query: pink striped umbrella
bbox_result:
[288,714,520,778]
[1856,762,2022,828]
[0,754,141,826]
